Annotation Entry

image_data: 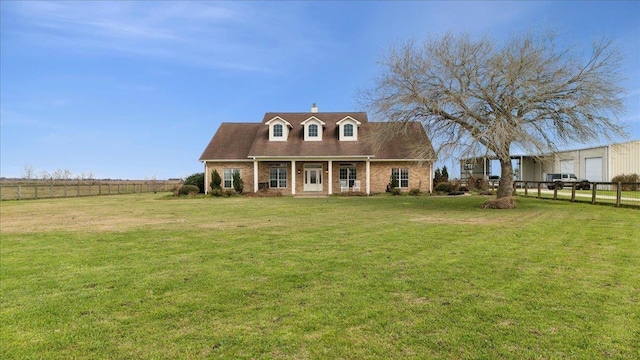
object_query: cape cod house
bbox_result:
[199,104,435,195]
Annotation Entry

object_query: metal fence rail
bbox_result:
[0,181,181,201]
[514,181,640,208]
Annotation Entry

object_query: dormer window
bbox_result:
[274,124,283,137]
[301,116,325,141]
[309,124,318,137]
[265,116,292,141]
[336,116,361,141]
[344,124,353,137]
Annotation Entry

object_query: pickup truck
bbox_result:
[546,173,591,190]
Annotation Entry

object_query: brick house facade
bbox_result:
[199,105,435,195]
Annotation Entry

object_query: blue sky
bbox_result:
[1,1,639,179]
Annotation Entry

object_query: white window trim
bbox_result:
[336,116,361,141]
[265,116,292,141]
[301,116,325,141]
[223,168,240,189]
[392,168,409,188]
[269,167,288,189]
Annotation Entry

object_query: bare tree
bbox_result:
[39,170,52,184]
[363,31,626,198]
[21,165,36,180]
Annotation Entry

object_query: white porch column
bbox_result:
[204,162,208,194]
[291,160,296,195]
[328,160,333,195]
[253,159,258,193]
[366,158,371,195]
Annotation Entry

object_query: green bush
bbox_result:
[210,189,223,197]
[184,173,205,193]
[210,170,222,191]
[612,173,639,191]
[179,184,200,196]
[386,174,399,192]
[435,182,453,193]
[232,170,244,194]
[408,188,422,196]
[224,189,237,197]
[390,188,402,196]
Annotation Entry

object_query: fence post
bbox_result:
[89,184,91,196]
[512,181,517,196]
[64,184,67,198]
[35,185,38,199]
[591,183,597,204]
[77,183,80,197]
[616,182,622,207]
[99,183,102,195]
[108,183,111,195]
[571,183,576,202]
[50,184,53,198]
[537,182,541,198]
[524,182,528,197]
[553,185,557,200]
[18,185,22,200]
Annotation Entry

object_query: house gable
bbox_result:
[265,116,292,142]
[300,116,326,141]
[336,116,362,141]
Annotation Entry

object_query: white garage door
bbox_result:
[585,157,603,182]
[560,160,574,173]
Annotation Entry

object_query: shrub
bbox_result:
[184,173,205,193]
[335,191,367,197]
[459,185,469,192]
[232,170,244,194]
[224,189,237,197]
[612,173,639,191]
[435,182,453,193]
[408,188,422,196]
[390,188,402,196]
[246,189,283,197]
[210,189,223,197]
[179,184,200,196]
[466,176,489,192]
[210,170,222,191]
[482,196,516,209]
[387,174,399,192]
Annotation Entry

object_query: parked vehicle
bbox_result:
[546,173,591,190]
[488,175,500,187]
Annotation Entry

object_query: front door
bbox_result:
[304,165,323,192]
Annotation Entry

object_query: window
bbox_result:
[339,167,357,187]
[269,168,287,188]
[223,168,240,188]
[392,168,409,188]
[344,124,354,137]
[273,124,283,137]
[308,124,318,137]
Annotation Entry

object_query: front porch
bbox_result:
[253,159,371,196]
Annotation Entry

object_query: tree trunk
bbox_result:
[497,158,514,199]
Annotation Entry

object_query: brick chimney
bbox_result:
[311,103,318,113]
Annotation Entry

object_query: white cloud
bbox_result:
[6,1,324,72]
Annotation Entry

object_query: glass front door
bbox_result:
[304,165,323,192]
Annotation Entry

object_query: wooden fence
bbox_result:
[0,180,182,201]
[513,181,640,208]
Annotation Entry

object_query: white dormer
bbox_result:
[265,116,292,141]
[300,116,326,141]
[336,116,362,141]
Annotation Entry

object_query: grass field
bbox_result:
[1,193,638,359]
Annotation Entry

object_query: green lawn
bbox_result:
[1,194,638,359]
